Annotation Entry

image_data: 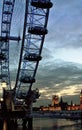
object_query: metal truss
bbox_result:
[14,0,53,104]
[0,0,15,89]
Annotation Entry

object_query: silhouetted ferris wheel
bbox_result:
[0,0,53,107]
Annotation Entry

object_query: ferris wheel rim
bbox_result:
[14,0,53,100]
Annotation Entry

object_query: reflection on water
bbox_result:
[33,118,81,130]
[1,118,81,130]
[3,120,7,130]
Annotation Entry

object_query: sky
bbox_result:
[0,0,82,106]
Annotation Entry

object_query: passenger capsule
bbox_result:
[24,53,42,61]
[28,26,48,35]
[20,76,35,83]
[31,0,53,9]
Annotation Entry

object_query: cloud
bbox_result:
[9,44,82,106]
[32,59,82,105]
[45,0,82,50]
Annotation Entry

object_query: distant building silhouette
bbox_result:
[52,95,59,106]
[59,97,68,110]
[40,90,82,111]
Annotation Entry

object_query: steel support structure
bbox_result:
[0,0,15,89]
[14,0,53,107]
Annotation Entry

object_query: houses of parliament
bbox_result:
[41,90,82,111]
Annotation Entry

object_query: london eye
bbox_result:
[0,0,53,116]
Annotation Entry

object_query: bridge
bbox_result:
[0,0,53,129]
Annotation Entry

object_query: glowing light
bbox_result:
[3,120,7,130]
[1,82,7,88]
[0,98,3,101]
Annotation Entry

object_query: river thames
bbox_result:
[3,118,81,130]
[33,118,81,130]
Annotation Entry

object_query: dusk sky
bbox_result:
[0,0,82,106]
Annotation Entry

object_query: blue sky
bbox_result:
[0,0,82,106]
